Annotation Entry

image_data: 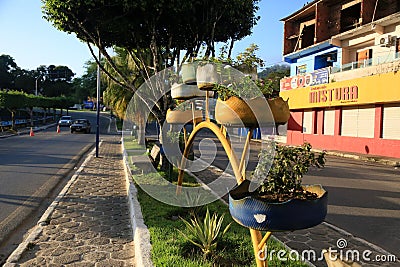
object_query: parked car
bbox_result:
[58,116,72,127]
[70,119,91,134]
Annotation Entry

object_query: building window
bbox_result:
[303,110,313,134]
[356,49,372,68]
[315,53,337,69]
[323,109,335,135]
[382,104,400,140]
[341,105,375,138]
[340,1,361,32]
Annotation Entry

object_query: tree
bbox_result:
[42,0,260,124]
[73,60,100,103]
[31,65,75,97]
[14,69,36,94]
[0,55,19,89]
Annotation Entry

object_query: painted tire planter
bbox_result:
[268,97,290,124]
[171,83,208,100]
[166,109,203,124]
[215,96,291,127]
[181,63,197,84]
[215,96,256,127]
[196,63,219,90]
[229,180,328,231]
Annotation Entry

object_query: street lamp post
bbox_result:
[35,76,40,96]
[96,51,101,157]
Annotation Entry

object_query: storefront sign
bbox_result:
[280,68,329,91]
[309,85,358,104]
[279,71,400,109]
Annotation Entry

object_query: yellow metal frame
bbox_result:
[176,92,272,267]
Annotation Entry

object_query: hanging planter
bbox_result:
[196,63,219,90]
[229,180,328,231]
[181,62,197,85]
[166,108,203,124]
[171,83,209,100]
[229,143,327,231]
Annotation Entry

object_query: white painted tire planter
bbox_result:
[181,63,197,84]
[196,63,219,90]
[171,83,208,100]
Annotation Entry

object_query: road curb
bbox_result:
[122,139,154,267]
[252,139,400,167]
[3,144,98,266]
[0,123,58,139]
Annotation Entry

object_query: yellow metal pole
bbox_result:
[205,90,210,122]
[238,128,253,178]
[258,231,272,251]
[174,87,270,266]
[177,120,244,187]
[183,127,188,146]
[191,101,196,128]
[250,229,267,267]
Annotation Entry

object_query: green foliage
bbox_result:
[0,54,19,89]
[235,43,264,69]
[214,75,261,101]
[0,90,27,108]
[253,142,326,201]
[178,208,231,258]
[258,64,290,97]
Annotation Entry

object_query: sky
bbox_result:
[0,0,310,78]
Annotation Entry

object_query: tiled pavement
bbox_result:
[5,135,135,267]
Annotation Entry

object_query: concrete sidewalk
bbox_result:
[4,135,135,267]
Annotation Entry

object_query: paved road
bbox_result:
[0,111,110,264]
[190,133,400,258]
[302,156,400,257]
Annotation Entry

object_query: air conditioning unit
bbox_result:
[379,35,396,47]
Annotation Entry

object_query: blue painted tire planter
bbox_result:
[229,180,328,231]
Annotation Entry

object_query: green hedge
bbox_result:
[0,90,74,109]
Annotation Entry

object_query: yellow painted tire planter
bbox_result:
[268,97,290,124]
[215,96,257,127]
[215,96,291,127]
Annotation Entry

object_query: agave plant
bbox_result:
[178,208,231,258]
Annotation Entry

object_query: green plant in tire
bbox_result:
[253,142,326,202]
[178,208,231,258]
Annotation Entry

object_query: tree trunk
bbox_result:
[137,120,146,145]
[9,109,16,131]
[29,107,34,127]
[43,108,47,124]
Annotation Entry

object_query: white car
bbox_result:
[58,116,72,127]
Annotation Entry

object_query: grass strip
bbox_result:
[133,171,309,267]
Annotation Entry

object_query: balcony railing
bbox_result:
[332,52,400,73]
